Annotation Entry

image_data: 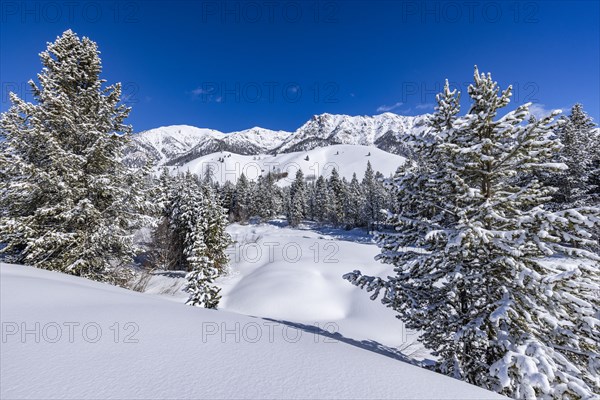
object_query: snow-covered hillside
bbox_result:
[1,262,505,399]
[169,144,405,184]
[123,112,429,167]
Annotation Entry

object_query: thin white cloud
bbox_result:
[376,102,403,112]
[190,87,222,103]
[528,103,562,120]
[191,87,208,96]
[415,103,434,110]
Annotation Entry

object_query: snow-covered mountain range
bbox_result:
[123,113,430,167]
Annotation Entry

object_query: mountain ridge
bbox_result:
[122,112,431,167]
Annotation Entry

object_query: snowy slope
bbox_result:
[1,263,505,399]
[170,144,405,184]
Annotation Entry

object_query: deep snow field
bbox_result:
[1,221,505,399]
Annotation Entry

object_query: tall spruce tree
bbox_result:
[345,173,364,227]
[232,173,250,222]
[219,180,236,221]
[166,172,204,271]
[313,175,331,222]
[184,214,221,309]
[201,183,232,275]
[252,172,281,220]
[361,162,377,228]
[328,168,346,225]
[552,103,599,207]
[362,161,388,230]
[147,168,176,270]
[288,169,307,226]
[0,30,147,284]
[345,68,600,399]
[250,175,266,218]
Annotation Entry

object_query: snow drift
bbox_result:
[1,262,504,399]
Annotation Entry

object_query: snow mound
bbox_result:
[219,223,406,345]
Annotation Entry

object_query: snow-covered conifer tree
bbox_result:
[345,173,364,227]
[184,217,221,309]
[218,180,236,221]
[552,103,599,207]
[345,67,600,399]
[200,183,232,275]
[252,172,281,220]
[361,161,388,230]
[249,175,266,218]
[328,168,346,225]
[151,172,229,308]
[0,30,148,284]
[182,180,228,308]
[267,172,284,217]
[147,168,176,270]
[232,173,250,222]
[165,173,203,271]
[287,169,307,226]
[361,162,377,227]
[313,175,331,222]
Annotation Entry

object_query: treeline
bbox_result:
[206,160,392,229]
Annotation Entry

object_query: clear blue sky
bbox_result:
[1,0,599,133]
